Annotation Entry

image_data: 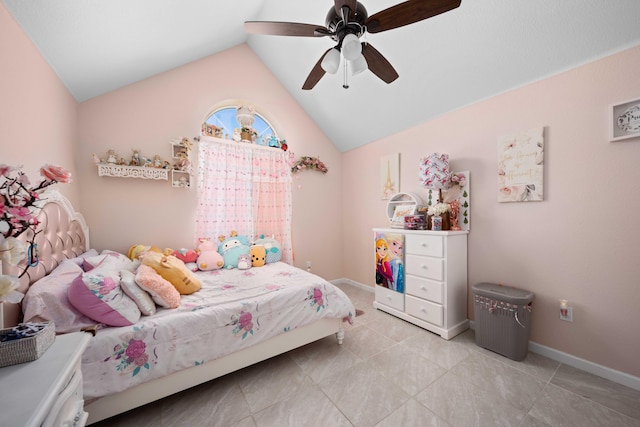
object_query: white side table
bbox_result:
[0,332,91,427]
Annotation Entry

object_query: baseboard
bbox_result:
[469,321,640,391]
[330,277,374,293]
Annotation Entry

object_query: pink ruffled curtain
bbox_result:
[196,137,293,263]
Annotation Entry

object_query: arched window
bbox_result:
[202,107,278,145]
[196,105,293,264]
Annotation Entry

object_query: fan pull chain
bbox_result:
[343,60,349,89]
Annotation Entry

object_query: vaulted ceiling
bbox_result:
[5,0,640,151]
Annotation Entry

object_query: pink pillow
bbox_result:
[68,267,141,327]
[120,269,156,316]
[22,260,96,333]
[135,265,180,309]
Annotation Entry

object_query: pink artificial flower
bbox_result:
[8,206,31,221]
[0,165,13,176]
[40,164,72,183]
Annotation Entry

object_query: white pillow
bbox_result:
[120,269,156,316]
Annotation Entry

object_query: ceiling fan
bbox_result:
[245,0,461,90]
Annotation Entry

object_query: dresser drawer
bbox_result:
[375,285,404,311]
[406,276,443,304]
[405,235,443,257]
[405,295,444,326]
[405,254,444,281]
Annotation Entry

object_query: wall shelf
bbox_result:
[97,164,169,180]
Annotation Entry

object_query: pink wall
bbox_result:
[76,44,344,279]
[0,3,79,205]
[342,45,640,377]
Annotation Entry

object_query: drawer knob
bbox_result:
[421,243,427,247]
[420,286,427,291]
[421,264,427,269]
[421,307,427,312]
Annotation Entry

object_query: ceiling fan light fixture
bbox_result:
[321,48,341,74]
[350,53,368,76]
[341,33,362,61]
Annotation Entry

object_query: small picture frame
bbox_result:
[391,204,416,227]
[610,97,640,142]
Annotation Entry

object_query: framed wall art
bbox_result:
[610,97,640,142]
[380,153,400,200]
[498,127,544,202]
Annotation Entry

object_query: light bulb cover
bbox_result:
[321,48,341,74]
[350,53,368,76]
[342,34,362,61]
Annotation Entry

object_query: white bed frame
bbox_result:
[2,190,346,425]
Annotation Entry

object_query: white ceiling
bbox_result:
[5,0,640,152]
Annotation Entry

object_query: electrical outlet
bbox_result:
[560,306,573,322]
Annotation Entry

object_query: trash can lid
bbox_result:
[472,282,535,304]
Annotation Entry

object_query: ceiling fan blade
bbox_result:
[334,0,357,18]
[366,0,461,33]
[244,22,331,37]
[361,43,399,84]
[302,49,331,90]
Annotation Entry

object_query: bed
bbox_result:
[1,190,355,424]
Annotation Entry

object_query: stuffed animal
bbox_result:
[253,235,282,264]
[141,252,202,295]
[250,245,266,267]
[218,231,251,269]
[196,239,223,271]
[128,244,162,260]
[237,254,252,270]
[170,247,199,272]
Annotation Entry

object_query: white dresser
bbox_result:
[0,332,91,427]
[373,228,469,339]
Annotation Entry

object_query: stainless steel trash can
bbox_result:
[472,282,535,361]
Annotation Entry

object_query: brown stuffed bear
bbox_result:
[141,252,202,295]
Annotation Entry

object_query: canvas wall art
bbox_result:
[380,153,399,200]
[498,127,544,202]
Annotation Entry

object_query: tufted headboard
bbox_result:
[1,189,89,328]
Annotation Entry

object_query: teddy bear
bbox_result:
[237,254,252,270]
[218,231,251,269]
[196,239,224,271]
[128,244,162,260]
[171,247,199,272]
[250,244,266,267]
[253,235,282,264]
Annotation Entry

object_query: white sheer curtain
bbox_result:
[196,137,293,263]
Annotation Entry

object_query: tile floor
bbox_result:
[92,282,640,427]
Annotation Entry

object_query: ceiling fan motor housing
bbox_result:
[325,1,368,43]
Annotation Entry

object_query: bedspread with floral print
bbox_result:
[81,262,355,399]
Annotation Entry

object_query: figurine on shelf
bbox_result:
[130,149,141,166]
[92,153,101,165]
[117,157,128,166]
[180,137,193,152]
[106,149,118,164]
[174,152,191,173]
[153,155,163,168]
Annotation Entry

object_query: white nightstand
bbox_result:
[0,332,91,427]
